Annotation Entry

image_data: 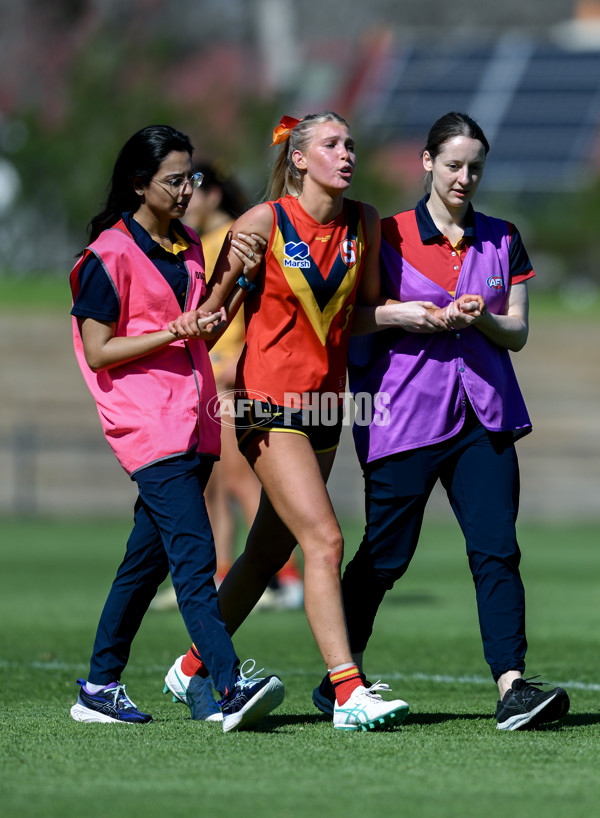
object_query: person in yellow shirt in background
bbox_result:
[152,160,303,611]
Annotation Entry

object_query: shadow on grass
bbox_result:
[407,712,599,730]
[266,712,481,731]
[266,712,331,730]
[261,712,414,732]
[555,712,600,728]
[251,709,599,733]
[406,712,491,725]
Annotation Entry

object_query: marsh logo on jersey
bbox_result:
[283,240,311,268]
[339,239,357,268]
[487,276,504,291]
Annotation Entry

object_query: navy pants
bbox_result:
[88,452,239,696]
[342,414,527,681]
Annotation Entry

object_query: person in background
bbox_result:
[69,124,283,732]
[311,111,570,731]
[152,161,303,614]
[165,112,410,732]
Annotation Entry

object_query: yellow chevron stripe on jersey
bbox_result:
[271,208,365,346]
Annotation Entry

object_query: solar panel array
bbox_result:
[361,35,600,192]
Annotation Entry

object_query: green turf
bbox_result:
[1,517,599,818]
[1,272,598,321]
[0,274,70,311]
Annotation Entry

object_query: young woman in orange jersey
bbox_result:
[152,160,304,611]
[165,112,409,731]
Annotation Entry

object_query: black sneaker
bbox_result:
[220,660,285,733]
[312,672,371,716]
[70,679,153,724]
[496,677,570,731]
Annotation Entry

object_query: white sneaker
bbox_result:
[163,656,222,722]
[163,655,191,704]
[333,682,409,732]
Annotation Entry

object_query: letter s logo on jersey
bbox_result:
[487,276,504,291]
[339,239,357,268]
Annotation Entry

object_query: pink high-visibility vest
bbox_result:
[70,220,220,475]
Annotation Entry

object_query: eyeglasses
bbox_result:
[151,171,204,194]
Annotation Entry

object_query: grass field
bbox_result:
[1,272,598,321]
[1,516,599,818]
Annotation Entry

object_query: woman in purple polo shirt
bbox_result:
[313,111,570,731]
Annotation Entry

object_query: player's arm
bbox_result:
[471,282,529,352]
[451,222,530,350]
[354,204,381,308]
[170,203,272,338]
[351,206,447,336]
[78,313,220,372]
[439,284,528,351]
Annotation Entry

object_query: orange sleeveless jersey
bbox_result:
[236,195,368,406]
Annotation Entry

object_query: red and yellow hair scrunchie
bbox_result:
[271,115,302,146]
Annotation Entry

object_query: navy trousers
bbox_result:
[342,413,527,681]
[88,452,239,696]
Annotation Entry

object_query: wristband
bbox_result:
[237,274,257,292]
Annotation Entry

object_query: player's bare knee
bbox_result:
[304,530,344,573]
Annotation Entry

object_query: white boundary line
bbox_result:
[2,660,599,692]
[384,671,600,692]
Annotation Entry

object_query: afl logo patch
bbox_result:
[487,276,504,291]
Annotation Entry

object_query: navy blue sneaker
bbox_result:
[496,677,570,731]
[220,660,284,733]
[312,672,371,716]
[70,679,153,724]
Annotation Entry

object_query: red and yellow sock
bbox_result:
[329,663,363,706]
[181,644,208,678]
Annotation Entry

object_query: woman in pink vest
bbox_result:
[311,111,570,731]
[69,125,283,732]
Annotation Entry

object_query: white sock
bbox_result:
[328,662,356,674]
[85,681,115,694]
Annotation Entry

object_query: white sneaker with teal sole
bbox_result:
[333,682,409,731]
[163,655,190,704]
[163,655,222,722]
